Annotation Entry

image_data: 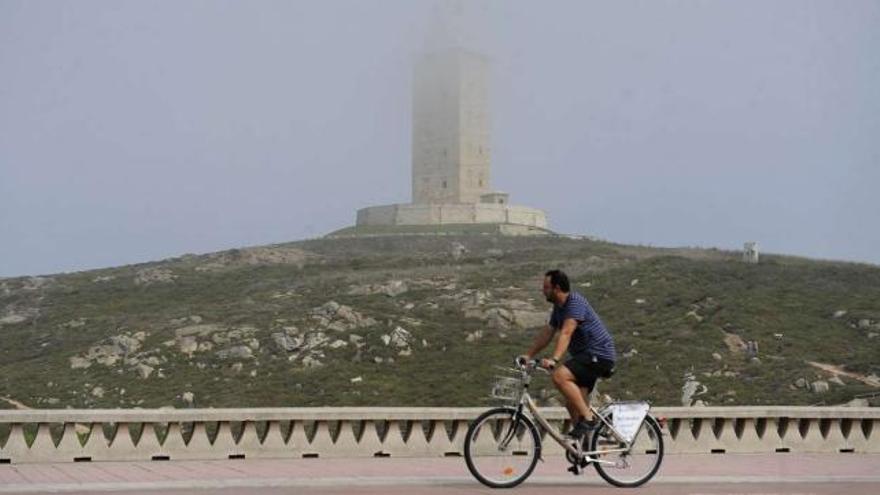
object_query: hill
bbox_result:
[1,234,878,410]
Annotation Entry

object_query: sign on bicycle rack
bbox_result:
[609,402,650,443]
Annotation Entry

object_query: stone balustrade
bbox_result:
[0,407,877,464]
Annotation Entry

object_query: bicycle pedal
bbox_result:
[567,465,581,476]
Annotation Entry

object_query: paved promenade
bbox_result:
[1,453,878,494]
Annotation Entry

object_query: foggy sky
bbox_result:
[1,0,878,277]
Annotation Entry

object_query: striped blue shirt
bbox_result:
[549,291,616,362]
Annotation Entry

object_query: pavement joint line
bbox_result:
[1,475,880,493]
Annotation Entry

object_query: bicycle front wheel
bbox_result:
[591,414,664,487]
[464,407,542,488]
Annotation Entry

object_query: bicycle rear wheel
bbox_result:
[464,407,541,488]
[590,414,664,487]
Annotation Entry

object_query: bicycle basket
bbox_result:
[489,375,522,401]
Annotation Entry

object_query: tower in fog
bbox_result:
[346,3,548,235]
[412,49,491,205]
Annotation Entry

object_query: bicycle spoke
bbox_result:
[592,416,664,487]
[465,408,541,488]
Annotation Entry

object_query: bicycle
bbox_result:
[464,358,664,488]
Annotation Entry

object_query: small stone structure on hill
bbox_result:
[743,242,759,264]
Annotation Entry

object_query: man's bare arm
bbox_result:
[525,324,554,359]
[549,318,577,361]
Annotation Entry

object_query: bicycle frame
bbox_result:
[522,393,630,463]
[498,365,644,465]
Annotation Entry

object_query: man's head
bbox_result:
[543,269,570,304]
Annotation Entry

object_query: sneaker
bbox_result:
[567,419,598,439]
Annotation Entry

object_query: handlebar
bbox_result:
[514,356,551,373]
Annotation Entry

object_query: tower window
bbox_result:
[479,180,484,187]
[442,180,447,189]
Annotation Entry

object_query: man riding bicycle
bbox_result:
[520,269,617,439]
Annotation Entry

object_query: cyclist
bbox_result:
[520,269,616,439]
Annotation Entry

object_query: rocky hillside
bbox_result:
[1,234,879,410]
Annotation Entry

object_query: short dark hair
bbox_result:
[544,269,570,292]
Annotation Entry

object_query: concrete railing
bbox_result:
[0,407,877,464]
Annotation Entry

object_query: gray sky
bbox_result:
[2,0,879,277]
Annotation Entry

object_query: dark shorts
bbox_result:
[563,357,615,391]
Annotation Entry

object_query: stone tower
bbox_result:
[347,2,548,234]
[412,49,490,205]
